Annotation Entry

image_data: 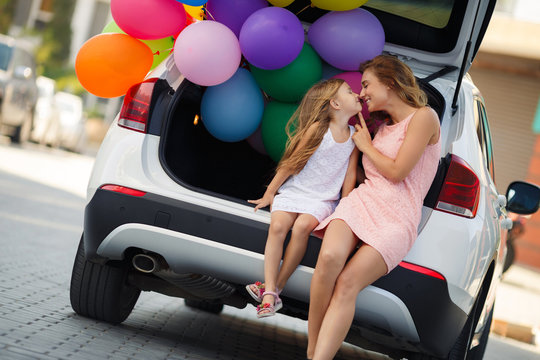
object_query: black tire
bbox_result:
[184,299,224,314]
[446,285,485,360]
[467,305,494,360]
[69,235,140,324]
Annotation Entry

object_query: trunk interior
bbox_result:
[161,78,446,204]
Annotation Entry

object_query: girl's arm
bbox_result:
[341,148,359,197]
[356,162,366,185]
[352,107,439,183]
[248,123,319,211]
[248,166,294,211]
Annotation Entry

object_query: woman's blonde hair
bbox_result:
[360,55,427,121]
[277,78,345,174]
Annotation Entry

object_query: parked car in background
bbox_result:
[31,76,59,146]
[69,1,540,359]
[0,34,37,143]
[54,91,86,153]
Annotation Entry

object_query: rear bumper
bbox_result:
[84,188,466,357]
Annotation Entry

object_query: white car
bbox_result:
[31,76,59,146]
[69,1,540,359]
[54,91,86,153]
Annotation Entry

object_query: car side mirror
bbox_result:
[14,65,32,80]
[506,181,540,215]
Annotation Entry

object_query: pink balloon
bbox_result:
[174,20,241,86]
[111,0,186,40]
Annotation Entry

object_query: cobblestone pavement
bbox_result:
[0,167,386,360]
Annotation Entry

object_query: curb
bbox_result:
[491,318,538,345]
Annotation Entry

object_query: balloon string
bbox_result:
[203,7,216,21]
[152,47,174,56]
[296,3,314,16]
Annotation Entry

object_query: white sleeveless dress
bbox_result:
[271,126,355,222]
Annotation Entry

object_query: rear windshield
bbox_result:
[366,0,454,29]
[0,43,13,71]
[290,0,466,53]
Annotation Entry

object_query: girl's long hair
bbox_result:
[360,55,427,122]
[277,78,345,174]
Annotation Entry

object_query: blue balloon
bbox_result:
[176,0,207,6]
[201,68,264,142]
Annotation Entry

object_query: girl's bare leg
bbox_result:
[259,211,297,312]
[276,213,319,291]
[306,220,358,358]
[312,244,387,360]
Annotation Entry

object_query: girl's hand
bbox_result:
[248,193,275,212]
[352,113,372,153]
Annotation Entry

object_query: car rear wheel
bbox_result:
[69,234,140,324]
[466,305,494,360]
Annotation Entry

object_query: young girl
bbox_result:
[246,78,362,318]
[306,55,441,360]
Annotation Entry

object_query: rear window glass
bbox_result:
[0,43,13,71]
[365,0,455,29]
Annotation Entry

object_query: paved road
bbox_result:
[1,141,540,360]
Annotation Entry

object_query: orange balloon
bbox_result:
[75,33,153,98]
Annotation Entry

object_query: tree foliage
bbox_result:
[0,0,15,34]
[37,0,76,76]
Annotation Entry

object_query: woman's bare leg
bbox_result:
[306,220,358,358]
[259,211,297,312]
[312,244,387,360]
[276,213,319,290]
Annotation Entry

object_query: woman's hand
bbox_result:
[248,192,275,212]
[352,113,372,153]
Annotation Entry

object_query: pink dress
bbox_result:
[314,110,441,273]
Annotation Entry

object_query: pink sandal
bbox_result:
[245,281,265,302]
[256,291,283,318]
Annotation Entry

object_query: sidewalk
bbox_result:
[492,264,540,345]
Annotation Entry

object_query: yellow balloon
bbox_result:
[311,0,368,11]
[183,4,204,20]
[268,0,294,6]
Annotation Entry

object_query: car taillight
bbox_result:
[118,78,159,133]
[100,184,146,197]
[435,155,480,218]
[399,261,446,281]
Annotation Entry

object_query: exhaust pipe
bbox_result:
[132,253,162,273]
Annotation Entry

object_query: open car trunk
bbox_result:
[160,78,446,205]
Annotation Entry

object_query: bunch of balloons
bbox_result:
[75,0,385,162]
[76,0,205,98]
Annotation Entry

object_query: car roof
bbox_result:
[289,0,495,82]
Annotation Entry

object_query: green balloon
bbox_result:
[251,43,322,103]
[102,20,174,70]
[261,101,298,162]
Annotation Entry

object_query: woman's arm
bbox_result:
[341,148,359,197]
[352,107,439,183]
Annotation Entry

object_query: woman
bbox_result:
[306,55,441,360]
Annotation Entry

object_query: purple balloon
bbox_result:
[308,9,385,71]
[206,0,268,38]
[240,7,304,70]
